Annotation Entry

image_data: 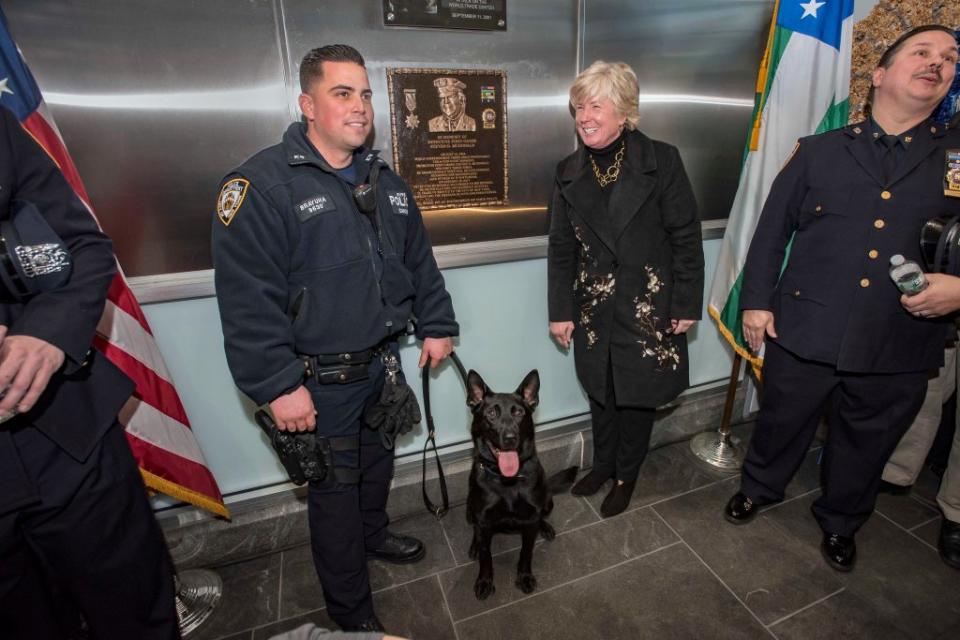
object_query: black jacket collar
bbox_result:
[282,121,381,182]
[844,118,944,187]
[558,129,659,253]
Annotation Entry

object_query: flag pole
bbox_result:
[690,353,745,470]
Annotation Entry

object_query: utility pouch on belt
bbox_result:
[255,410,360,486]
[364,350,422,450]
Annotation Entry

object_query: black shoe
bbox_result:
[724,492,760,525]
[938,519,960,570]
[366,532,425,564]
[341,616,385,632]
[821,532,856,572]
[878,480,912,495]
[571,468,612,496]
[600,480,636,518]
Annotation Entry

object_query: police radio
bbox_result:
[352,160,383,215]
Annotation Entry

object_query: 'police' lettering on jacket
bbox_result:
[388,191,409,215]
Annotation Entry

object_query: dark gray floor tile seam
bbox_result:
[583,493,602,520]
[648,506,778,639]
[434,574,462,640]
[439,519,465,568]
[874,509,939,553]
[450,540,685,625]
[764,586,846,632]
[908,514,941,533]
[639,472,738,509]
[755,487,820,515]
[909,491,940,511]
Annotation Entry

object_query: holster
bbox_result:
[255,410,360,487]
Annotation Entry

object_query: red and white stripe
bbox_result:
[24,99,227,516]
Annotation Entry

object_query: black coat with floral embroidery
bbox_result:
[548,129,704,408]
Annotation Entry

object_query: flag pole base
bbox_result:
[175,569,223,637]
[690,430,745,471]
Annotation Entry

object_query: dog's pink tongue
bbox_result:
[497,450,520,477]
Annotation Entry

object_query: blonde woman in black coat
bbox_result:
[548,61,704,517]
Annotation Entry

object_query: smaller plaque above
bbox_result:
[383,0,507,31]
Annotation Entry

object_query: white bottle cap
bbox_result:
[889,254,905,267]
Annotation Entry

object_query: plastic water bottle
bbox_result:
[889,254,927,295]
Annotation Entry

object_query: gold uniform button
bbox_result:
[815,205,822,212]
[860,278,870,288]
[881,190,892,200]
[868,249,879,259]
[874,219,885,229]
[793,289,801,297]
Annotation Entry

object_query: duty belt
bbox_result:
[301,344,390,385]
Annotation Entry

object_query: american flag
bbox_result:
[0,9,227,518]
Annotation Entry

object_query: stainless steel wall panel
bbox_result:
[280,0,579,245]
[583,0,773,220]
[4,0,291,276]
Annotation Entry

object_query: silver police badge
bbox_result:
[217,178,250,226]
[15,242,69,278]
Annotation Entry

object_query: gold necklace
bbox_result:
[589,141,625,188]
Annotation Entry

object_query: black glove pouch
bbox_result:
[364,368,422,450]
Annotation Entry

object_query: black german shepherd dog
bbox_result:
[465,369,578,600]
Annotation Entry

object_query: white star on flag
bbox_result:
[800,0,826,19]
[0,78,13,96]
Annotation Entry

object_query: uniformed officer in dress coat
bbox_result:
[0,106,179,639]
[724,25,960,572]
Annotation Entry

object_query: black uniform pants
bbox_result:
[740,342,928,536]
[0,422,179,640]
[305,355,393,628]
[589,365,656,483]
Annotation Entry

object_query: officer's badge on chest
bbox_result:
[388,191,409,215]
[217,178,249,226]
[947,149,960,198]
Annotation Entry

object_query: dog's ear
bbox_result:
[516,369,539,410]
[466,370,490,408]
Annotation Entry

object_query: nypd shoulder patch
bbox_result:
[217,178,250,226]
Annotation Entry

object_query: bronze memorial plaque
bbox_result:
[387,68,508,210]
[383,1,507,31]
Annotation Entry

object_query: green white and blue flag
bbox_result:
[708,0,854,371]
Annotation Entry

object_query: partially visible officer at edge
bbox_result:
[0,105,180,638]
[724,26,960,572]
[212,44,457,633]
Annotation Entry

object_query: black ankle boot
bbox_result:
[571,468,612,496]
[600,480,637,518]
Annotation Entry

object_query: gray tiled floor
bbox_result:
[190,436,959,640]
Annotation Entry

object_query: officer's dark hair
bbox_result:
[299,45,366,93]
[865,25,958,116]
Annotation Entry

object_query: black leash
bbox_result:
[421,350,467,519]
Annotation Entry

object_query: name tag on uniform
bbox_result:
[296,193,336,221]
[946,149,960,198]
[387,191,409,215]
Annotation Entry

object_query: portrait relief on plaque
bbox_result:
[387,68,508,210]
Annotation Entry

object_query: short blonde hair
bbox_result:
[569,60,641,129]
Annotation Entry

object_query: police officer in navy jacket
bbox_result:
[212,45,457,632]
[0,106,179,638]
[724,26,960,572]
